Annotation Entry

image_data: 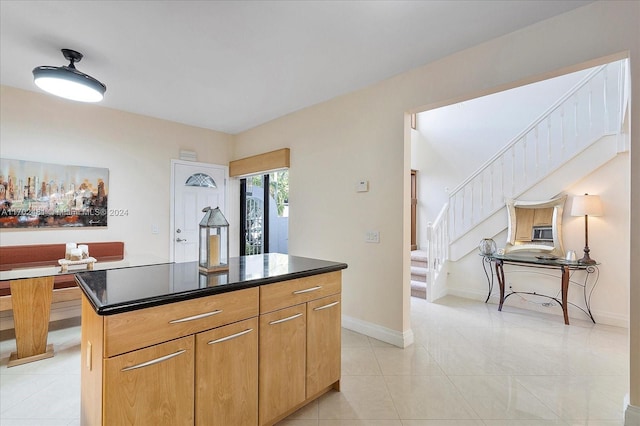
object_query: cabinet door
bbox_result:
[259,304,306,425]
[514,207,535,241]
[306,294,341,397]
[103,335,194,426]
[195,317,258,426]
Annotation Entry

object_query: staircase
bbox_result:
[422,58,629,299]
[410,250,428,299]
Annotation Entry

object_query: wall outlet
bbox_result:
[365,230,380,243]
[152,224,159,234]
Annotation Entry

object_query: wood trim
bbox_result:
[0,295,12,312]
[229,148,290,177]
[52,286,83,304]
[81,297,104,426]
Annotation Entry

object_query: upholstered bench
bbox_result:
[0,242,124,306]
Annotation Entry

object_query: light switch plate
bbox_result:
[365,231,380,243]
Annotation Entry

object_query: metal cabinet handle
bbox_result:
[121,349,186,372]
[207,328,253,345]
[176,238,187,242]
[269,313,303,325]
[293,286,322,295]
[313,301,340,311]
[169,310,222,324]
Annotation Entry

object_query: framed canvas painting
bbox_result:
[0,158,109,229]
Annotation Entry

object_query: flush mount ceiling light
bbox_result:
[32,49,106,102]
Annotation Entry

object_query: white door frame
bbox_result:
[169,159,229,262]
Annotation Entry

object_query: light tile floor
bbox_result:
[0,296,629,426]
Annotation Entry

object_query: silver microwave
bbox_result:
[532,226,553,242]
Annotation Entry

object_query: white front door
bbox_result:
[171,160,227,263]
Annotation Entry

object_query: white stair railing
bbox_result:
[446,60,628,243]
[426,203,449,287]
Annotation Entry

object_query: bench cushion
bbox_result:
[0,242,124,296]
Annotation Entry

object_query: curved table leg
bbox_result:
[561,266,570,325]
[495,260,506,311]
[481,257,494,303]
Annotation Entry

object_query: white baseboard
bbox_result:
[625,398,640,425]
[447,287,488,302]
[342,315,414,348]
[447,288,629,328]
[427,286,451,302]
[590,308,629,328]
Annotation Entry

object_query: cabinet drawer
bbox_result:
[260,271,341,314]
[104,287,259,357]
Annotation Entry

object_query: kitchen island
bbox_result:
[75,253,347,426]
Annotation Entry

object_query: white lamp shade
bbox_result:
[571,194,603,217]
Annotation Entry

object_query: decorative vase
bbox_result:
[478,238,497,256]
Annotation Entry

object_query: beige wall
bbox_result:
[235,83,408,336]
[0,0,638,413]
[0,85,234,259]
[234,0,640,409]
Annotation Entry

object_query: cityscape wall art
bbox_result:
[0,158,109,229]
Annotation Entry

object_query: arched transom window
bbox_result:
[185,173,217,188]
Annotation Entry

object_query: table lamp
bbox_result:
[570,193,603,264]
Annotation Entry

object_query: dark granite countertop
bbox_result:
[75,253,348,315]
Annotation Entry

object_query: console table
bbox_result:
[481,253,599,325]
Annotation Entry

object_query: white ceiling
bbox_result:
[0,1,593,134]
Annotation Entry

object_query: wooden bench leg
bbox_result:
[7,277,55,367]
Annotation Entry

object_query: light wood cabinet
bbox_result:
[514,207,554,241]
[306,294,341,398]
[80,269,342,426]
[196,317,258,426]
[259,304,307,425]
[104,336,195,425]
[258,272,342,426]
[514,207,535,241]
[260,271,341,313]
[81,287,259,426]
[533,207,554,226]
[103,287,258,357]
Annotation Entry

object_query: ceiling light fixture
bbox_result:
[32,49,106,102]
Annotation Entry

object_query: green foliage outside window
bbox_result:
[248,171,289,216]
[270,170,289,216]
